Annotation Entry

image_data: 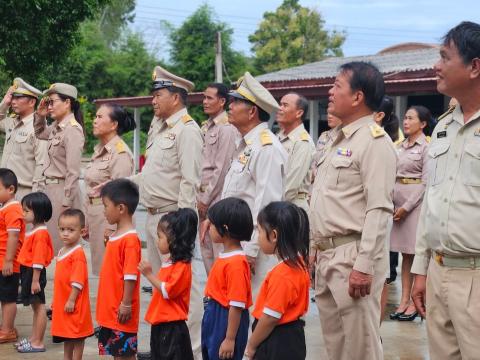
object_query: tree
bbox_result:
[249,0,346,74]
[0,0,111,88]
[167,4,249,92]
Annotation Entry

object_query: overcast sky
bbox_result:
[131,0,479,60]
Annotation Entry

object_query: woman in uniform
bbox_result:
[84,103,135,275]
[34,83,85,253]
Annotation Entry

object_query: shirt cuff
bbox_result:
[32,264,44,269]
[62,197,74,207]
[160,282,169,299]
[71,282,83,290]
[353,255,374,275]
[411,254,430,276]
[124,274,137,281]
[229,300,246,309]
[263,307,282,319]
[7,228,21,232]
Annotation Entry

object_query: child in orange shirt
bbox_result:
[138,208,198,360]
[0,168,25,344]
[51,209,93,360]
[15,192,54,353]
[244,202,310,360]
[97,179,141,360]
[201,197,254,360]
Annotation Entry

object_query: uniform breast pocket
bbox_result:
[159,138,177,168]
[223,160,247,194]
[14,135,28,154]
[407,153,422,161]
[462,143,480,186]
[328,156,355,189]
[428,143,450,186]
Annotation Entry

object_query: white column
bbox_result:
[309,100,319,143]
[133,108,141,172]
[394,96,408,130]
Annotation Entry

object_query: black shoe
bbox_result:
[398,311,418,321]
[94,326,101,338]
[389,310,406,320]
[142,286,152,294]
[46,308,52,320]
[310,296,316,303]
[16,294,23,304]
[137,351,152,360]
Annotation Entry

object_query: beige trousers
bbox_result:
[251,251,278,302]
[15,185,32,202]
[45,181,83,253]
[314,241,386,360]
[145,211,203,360]
[426,258,480,360]
[200,231,223,274]
[85,202,108,276]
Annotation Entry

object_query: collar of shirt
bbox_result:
[13,112,34,128]
[165,108,188,128]
[212,111,228,125]
[402,132,427,149]
[278,123,306,143]
[243,122,268,147]
[55,113,75,130]
[93,134,120,158]
[449,104,480,127]
[340,115,374,139]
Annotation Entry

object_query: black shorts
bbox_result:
[252,319,306,360]
[98,326,137,357]
[151,321,193,360]
[20,265,47,306]
[53,334,92,343]
[0,272,20,303]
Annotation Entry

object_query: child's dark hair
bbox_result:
[0,168,17,193]
[21,192,52,223]
[257,202,309,270]
[58,208,85,228]
[207,197,253,241]
[100,178,139,214]
[158,208,198,262]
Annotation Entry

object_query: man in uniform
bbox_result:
[276,92,315,211]
[221,72,287,298]
[130,66,203,359]
[197,83,238,274]
[0,78,47,199]
[411,21,480,360]
[310,62,396,360]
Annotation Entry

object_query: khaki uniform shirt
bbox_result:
[222,122,288,258]
[309,115,397,275]
[85,135,134,197]
[34,113,85,206]
[130,108,203,210]
[0,102,48,189]
[412,106,480,275]
[278,123,315,210]
[198,111,238,208]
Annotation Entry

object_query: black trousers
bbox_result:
[252,319,306,360]
[151,320,193,360]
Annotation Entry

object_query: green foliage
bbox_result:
[0,0,110,88]
[249,0,346,73]
[167,4,249,91]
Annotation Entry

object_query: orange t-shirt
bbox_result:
[17,226,54,269]
[205,250,252,309]
[252,261,310,325]
[51,244,94,338]
[96,230,141,333]
[0,201,25,273]
[145,260,191,325]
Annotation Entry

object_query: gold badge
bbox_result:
[260,130,272,145]
[152,70,157,81]
[369,124,385,138]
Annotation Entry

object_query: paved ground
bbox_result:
[0,208,430,359]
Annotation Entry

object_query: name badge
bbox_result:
[437,131,447,138]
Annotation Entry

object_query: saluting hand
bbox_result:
[36,97,49,118]
[348,269,372,299]
[1,85,15,107]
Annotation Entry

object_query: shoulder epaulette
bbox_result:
[217,113,229,125]
[369,124,385,138]
[426,136,431,143]
[115,141,126,154]
[181,114,194,124]
[70,118,81,128]
[260,129,273,146]
[438,106,455,121]
[300,130,310,142]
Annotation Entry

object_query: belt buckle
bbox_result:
[435,253,444,266]
[470,257,476,270]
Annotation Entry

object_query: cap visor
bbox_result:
[228,91,249,101]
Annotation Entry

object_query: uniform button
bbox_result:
[455,154,459,158]
[449,176,454,181]
[444,198,448,203]
[441,222,445,226]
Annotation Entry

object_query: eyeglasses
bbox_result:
[46,98,63,107]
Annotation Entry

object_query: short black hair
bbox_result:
[408,105,436,137]
[0,168,17,193]
[21,192,52,223]
[158,208,198,262]
[257,106,270,122]
[101,103,136,135]
[376,95,399,142]
[59,208,85,228]
[207,83,229,108]
[339,61,385,112]
[257,201,309,270]
[287,92,309,122]
[166,86,188,106]
[100,178,139,215]
[207,197,254,242]
[443,21,480,65]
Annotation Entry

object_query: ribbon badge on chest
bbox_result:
[239,147,252,165]
[336,148,352,157]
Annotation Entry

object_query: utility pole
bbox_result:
[215,32,223,83]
